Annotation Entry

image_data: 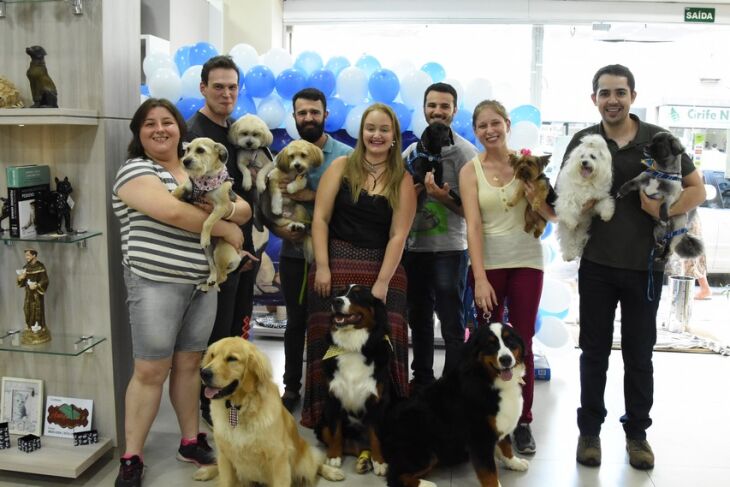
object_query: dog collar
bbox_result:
[190,166,231,192]
[225,400,240,427]
[640,158,682,181]
[405,149,441,176]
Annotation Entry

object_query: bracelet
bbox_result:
[224,202,236,221]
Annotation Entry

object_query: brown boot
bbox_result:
[626,438,654,470]
[576,435,601,467]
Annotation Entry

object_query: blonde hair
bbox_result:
[343,103,405,209]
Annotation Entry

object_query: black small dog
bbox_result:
[405,121,461,206]
[617,131,703,259]
[47,176,74,234]
[26,46,58,108]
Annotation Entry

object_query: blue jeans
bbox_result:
[403,250,468,384]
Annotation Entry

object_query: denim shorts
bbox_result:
[123,267,217,360]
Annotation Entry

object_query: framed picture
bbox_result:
[0,377,44,436]
[44,395,93,438]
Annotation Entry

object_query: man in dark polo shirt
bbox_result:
[563,64,705,471]
[186,55,262,428]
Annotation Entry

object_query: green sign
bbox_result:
[685,7,715,23]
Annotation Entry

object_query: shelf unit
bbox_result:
[0,0,139,479]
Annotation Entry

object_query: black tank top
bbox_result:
[329,180,393,249]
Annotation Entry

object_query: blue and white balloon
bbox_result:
[180,65,203,99]
[294,51,323,76]
[399,70,431,110]
[336,67,368,106]
[257,95,286,129]
[260,47,293,76]
[229,43,259,73]
[148,67,182,102]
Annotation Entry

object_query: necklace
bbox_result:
[370,170,385,191]
[363,157,386,174]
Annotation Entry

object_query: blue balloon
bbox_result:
[325,97,348,132]
[271,128,294,153]
[176,97,204,120]
[451,109,473,141]
[538,307,569,321]
[231,94,257,119]
[307,69,336,97]
[237,67,245,91]
[368,69,400,103]
[535,314,543,334]
[541,221,553,240]
[420,62,446,82]
[387,102,412,134]
[244,65,275,98]
[294,51,323,76]
[188,41,219,67]
[275,68,306,100]
[325,56,351,77]
[510,104,542,127]
[174,45,192,75]
[140,84,150,96]
[355,54,381,77]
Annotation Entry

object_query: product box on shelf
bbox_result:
[6,165,51,189]
[0,421,10,449]
[7,183,51,238]
[18,434,41,453]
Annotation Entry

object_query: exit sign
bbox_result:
[685,7,715,23]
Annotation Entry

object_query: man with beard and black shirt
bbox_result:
[278,88,352,412]
[186,55,263,428]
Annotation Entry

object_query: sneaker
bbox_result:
[281,391,301,413]
[576,435,601,467]
[115,455,144,487]
[512,423,536,454]
[626,438,654,470]
[176,433,216,467]
[201,409,213,430]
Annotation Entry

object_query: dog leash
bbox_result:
[646,227,689,301]
[405,149,441,175]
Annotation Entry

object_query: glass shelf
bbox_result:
[0,332,105,356]
[1,230,102,247]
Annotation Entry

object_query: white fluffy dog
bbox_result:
[556,134,615,261]
[228,114,273,191]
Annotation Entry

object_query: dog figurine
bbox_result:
[25,46,58,108]
[171,137,241,291]
[0,197,10,233]
[316,284,395,477]
[381,322,528,487]
[38,176,74,235]
[257,139,324,262]
[617,131,703,260]
[196,337,345,485]
[405,121,461,206]
[228,114,274,192]
[507,150,551,238]
[556,134,615,261]
[0,76,24,108]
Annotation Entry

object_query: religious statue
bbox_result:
[16,249,51,345]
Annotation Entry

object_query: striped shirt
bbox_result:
[112,157,209,284]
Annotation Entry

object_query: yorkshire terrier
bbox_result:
[508,151,551,238]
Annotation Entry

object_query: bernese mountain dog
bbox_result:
[381,322,529,487]
[315,284,394,476]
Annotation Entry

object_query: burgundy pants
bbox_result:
[468,267,543,424]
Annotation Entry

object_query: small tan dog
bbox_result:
[507,151,551,238]
[228,114,274,191]
[257,140,324,261]
[195,337,345,485]
[171,137,241,291]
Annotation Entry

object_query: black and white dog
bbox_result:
[617,131,703,260]
[405,122,461,206]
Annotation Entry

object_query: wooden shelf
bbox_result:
[0,109,98,126]
[0,435,112,478]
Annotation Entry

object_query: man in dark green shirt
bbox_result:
[563,64,705,471]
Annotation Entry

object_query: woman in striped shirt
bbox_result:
[112,98,250,485]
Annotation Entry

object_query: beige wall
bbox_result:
[224,0,283,54]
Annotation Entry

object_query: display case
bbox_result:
[0,0,140,478]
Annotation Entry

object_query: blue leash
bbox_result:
[646,227,689,301]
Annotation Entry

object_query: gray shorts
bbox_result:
[123,267,217,360]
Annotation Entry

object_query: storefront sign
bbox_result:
[658,105,730,129]
[685,7,715,23]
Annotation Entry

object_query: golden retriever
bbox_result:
[172,137,241,292]
[195,337,345,486]
[228,114,274,191]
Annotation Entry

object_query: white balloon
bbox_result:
[399,70,431,110]
[536,316,570,349]
[391,60,416,81]
[464,78,493,111]
[143,52,178,79]
[539,277,571,315]
[345,103,369,139]
[148,68,182,102]
[336,67,368,106]
[443,77,464,108]
[260,47,293,77]
[229,43,259,73]
[257,95,286,129]
[180,65,204,100]
[284,112,300,140]
[509,120,540,151]
[410,111,428,137]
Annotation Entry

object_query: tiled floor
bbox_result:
[2,331,729,486]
